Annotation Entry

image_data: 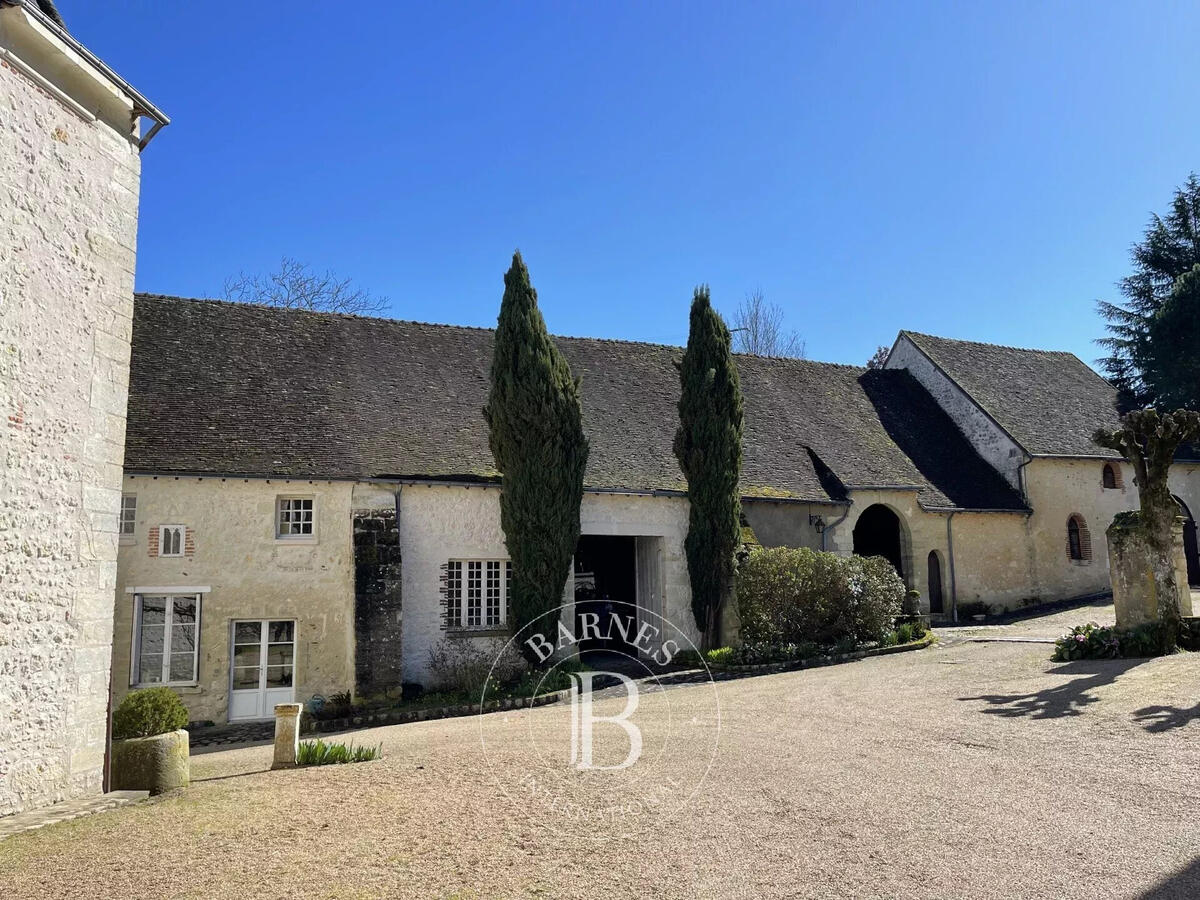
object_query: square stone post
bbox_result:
[271,703,304,770]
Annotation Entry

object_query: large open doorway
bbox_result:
[573,535,638,658]
[1175,496,1200,587]
[853,504,905,581]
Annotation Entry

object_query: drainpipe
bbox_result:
[821,503,853,553]
[1016,453,1033,501]
[946,511,959,622]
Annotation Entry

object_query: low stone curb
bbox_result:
[304,689,566,735]
[703,631,937,676]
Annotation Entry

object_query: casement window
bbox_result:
[119,494,137,537]
[131,594,201,686]
[159,524,185,557]
[1102,463,1122,489]
[276,496,315,539]
[444,559,511,628]
[1067,514,1092,562]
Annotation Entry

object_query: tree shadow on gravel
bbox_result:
[958,658,1148,720]
[1137,856,1200,899]
[1132,701,1200,733]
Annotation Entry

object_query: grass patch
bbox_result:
[296,739,381,766]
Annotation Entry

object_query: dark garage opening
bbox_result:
[573,535,638,655]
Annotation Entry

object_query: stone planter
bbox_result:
[111,729,189,795]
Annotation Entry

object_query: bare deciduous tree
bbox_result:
[866,346,890,369]
[223,257,387,316]
[730,290,805,358]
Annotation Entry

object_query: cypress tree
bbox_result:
[484,252,589,662]
[674,286,744,648]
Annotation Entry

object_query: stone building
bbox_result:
[0,0,167,815]
[110,295,1200,722]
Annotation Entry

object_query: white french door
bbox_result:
[229,619,295,721]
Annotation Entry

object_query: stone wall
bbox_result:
[741,499,829,550]
[113,477,357,724]
[353,505,403,696]
[0,9,143,816]
[1023,458,1137,602]
[397,483,696,685]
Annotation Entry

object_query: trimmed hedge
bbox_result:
[736,547,906,648]
[112,687,189,740]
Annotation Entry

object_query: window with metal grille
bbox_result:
[443,559,509,628]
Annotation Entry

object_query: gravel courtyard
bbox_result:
[4,604,1200,899]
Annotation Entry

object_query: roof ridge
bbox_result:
[901,329,1078,358]
[133,292,866,369]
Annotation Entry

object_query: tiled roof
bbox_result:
[124,295,1026,511]
[899,331,1126,458]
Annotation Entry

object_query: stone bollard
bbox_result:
[271,703,304,770]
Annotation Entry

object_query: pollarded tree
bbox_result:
[484,251,589,662]
[1095,409,1200,651]
[674,286,744,649]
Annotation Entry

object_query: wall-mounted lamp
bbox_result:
[809,514,826,534]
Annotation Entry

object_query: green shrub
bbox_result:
[705,647,736,666]
[896,623,915,644]
[1052,621,1171,661]
[112,687,188,740]
[706,641,821,666]
[296,739,381,766]
[736,547,905,648]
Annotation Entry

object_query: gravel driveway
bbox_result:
[4,606,1200,899]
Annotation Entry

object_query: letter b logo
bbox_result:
[569,672,642,771]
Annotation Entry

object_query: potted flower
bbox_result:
[110,687,190,795]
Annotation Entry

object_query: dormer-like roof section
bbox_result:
[898,331,1127,458]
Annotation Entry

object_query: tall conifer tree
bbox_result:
[484,252,589,661]
[674,286,744,648]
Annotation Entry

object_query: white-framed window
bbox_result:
[131,593,201,686]
[119,494,137,537]
[445,559,511,628]
[159,524,184,557]
[276,496,315,539]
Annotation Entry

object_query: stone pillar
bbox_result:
[271,703,303,770]
[1108,515,1193,628]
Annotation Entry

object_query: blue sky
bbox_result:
[68,1,1199,367]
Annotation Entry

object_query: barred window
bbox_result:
[444,559,509,628]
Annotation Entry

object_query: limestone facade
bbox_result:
[0,3,159,816]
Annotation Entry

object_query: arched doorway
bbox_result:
[927,551,944,614]
[853,504,905,580]
[1175,496,1200,587]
